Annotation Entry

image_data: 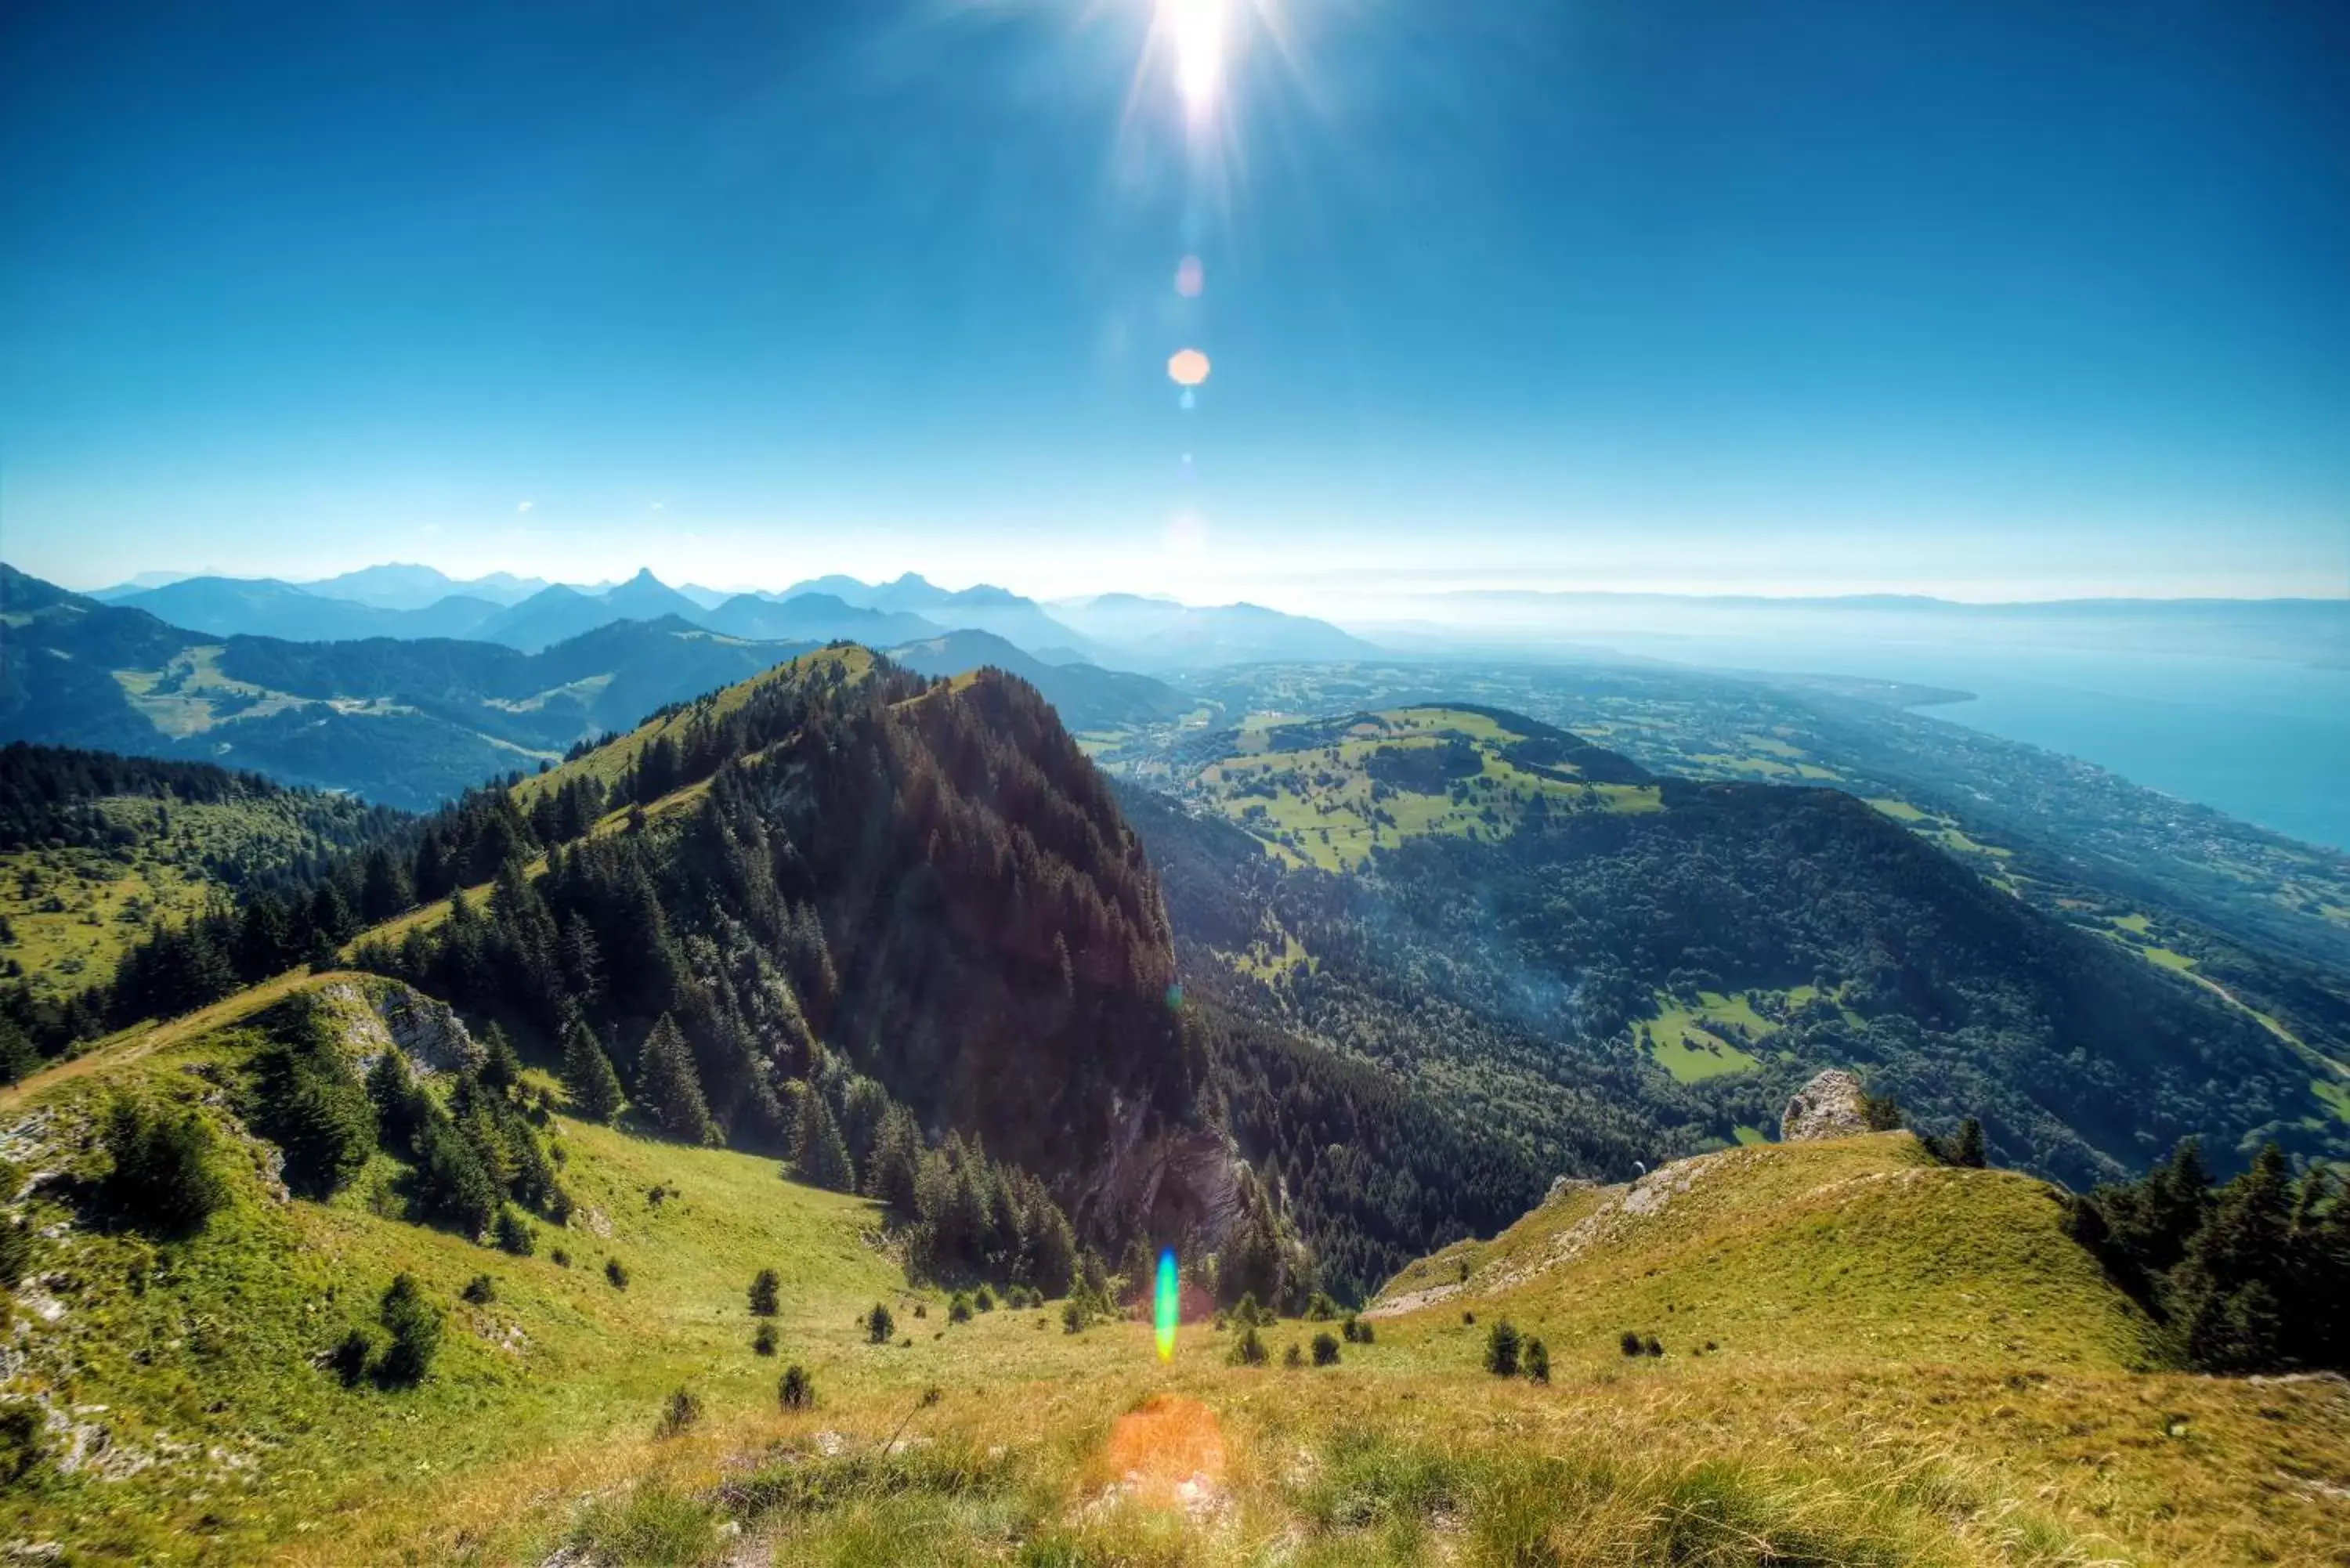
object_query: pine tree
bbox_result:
[635,1014,718,1145]
[863,1104,923,1216]
[479,1024,522,1094]
[2173,1143,2294,1372]
[561,1017,624,1122]
[1950,1117,1986,1168]
[791,1086,855,1192]
[557,915,604,1009]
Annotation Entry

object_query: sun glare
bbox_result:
[1163,0,1227,114]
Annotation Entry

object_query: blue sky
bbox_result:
[3,0,2345,604]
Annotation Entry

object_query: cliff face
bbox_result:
[1079,1092,1243,1248]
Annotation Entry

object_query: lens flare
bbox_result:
[1167,348,1211,387]
[1175,255,1204,298]
[1154,1247,1180,1361]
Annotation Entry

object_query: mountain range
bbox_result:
[0,565,1195,810]
[78,564,1379,670]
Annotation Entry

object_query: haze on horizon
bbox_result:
[5,1,2345,605]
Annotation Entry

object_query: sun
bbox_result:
[1161,0,1228,116]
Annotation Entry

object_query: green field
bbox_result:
[1188,706,1661,872]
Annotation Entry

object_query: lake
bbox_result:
[1593,635,2350,852]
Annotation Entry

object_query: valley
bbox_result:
[5,595,2348,1565]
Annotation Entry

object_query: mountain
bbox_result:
[700,591,942,645]
[0,565,821,810]
[474,583,618,652]
[88,569,200,599]
[598,566,709,623]
[773,572,875,603]
[111,575,507,641]
[299,563,549,611]
[1050,592,1382,667]
[785,573,1098,659]
[1126,703,2346,1206]
[884,629,1191,732]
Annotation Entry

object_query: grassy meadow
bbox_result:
[6,992,2345,1566]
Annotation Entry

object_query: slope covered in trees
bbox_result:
[1125,711,2345,1198]
[0,746,410,1055]
[295,649,1216,1249]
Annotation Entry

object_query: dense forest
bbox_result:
[2070,1140,2348,1373]
[16,653,1240,1277]
[1123,761,2341,1195]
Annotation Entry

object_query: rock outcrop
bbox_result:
[317,978,480,1078]
[1781,1069,1871,1143]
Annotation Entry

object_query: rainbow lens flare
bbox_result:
[1155,1246,1180,1362]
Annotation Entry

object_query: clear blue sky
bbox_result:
[3,1,2345,603]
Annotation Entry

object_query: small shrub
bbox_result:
[1644,1335,1664,1357]
[1305,1291,1340,1321]
[1619,1330,1643,1357]
[913,1301,927,1318]
[376,1273,442,1387]
[0,1406,46,1486]
[327,1328,374,1387]
[1229,1324,1267,1366]
[1231,1291,1264,1328]
[101,1097,229,1234]
[779,1364,815,1411]
[1485,1320,1522,1377]
[494,1208,535,1256]
[1061,1299,1085,1335]
[550,1247,571,1268]
[1462,1310,1477,1325]
[461,1274,496,1305]
[866,1302,895,1343]
[1283,1341,1305,1368]
[753,1322,778,1357]
[974,1284,995,1312]
[749,1267,780,1317]
[657,1387,703,1438]
[1356,1319,1377,1346]
[948,1291,974,1324]
[606,1257,630,1289]
[1524,1336,1550,1383]
[1311,1331,1341,1366]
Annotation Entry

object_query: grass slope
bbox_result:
[1370,1133,2153,1373]
[10,1017,2345,1565]
[1189,706,1661,873]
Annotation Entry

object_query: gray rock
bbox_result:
[1781,1069,1871,1143]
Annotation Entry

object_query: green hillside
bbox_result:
[1370,1133,2154,1372]
[1189,705,1657,871]
[6,1009,2341,1566]
[0,746,405,1007]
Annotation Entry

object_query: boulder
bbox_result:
[1781,1069,1871,1143]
